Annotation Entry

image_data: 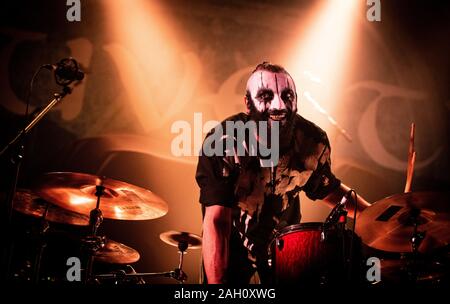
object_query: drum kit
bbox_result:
[6,170,450,286]
[4,123,450,285]
[272,192,450,286]
[7,172,202,284]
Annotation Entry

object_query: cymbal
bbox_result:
[94,239,140,264]
[356,192,450,253]
[13,189,89,226]
[160,231,202,250]
[32,172,168,220]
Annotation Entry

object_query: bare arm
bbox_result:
[322,183,371,218]
[202,205,232,284]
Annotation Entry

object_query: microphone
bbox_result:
[324,190,352,226]
[43,57,84,86]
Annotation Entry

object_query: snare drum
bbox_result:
[272,222,349,285]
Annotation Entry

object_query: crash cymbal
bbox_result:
[160,231,202,249]
[356,192,450,253]
[94,239,140,264]
[13,189,89,226]
[32,172,168,220]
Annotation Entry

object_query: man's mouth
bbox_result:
[269,113,287,121]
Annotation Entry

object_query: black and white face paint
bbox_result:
[246,70,297,127]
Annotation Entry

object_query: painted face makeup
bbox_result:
[246,70,297,126]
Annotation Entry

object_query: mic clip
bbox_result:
[324,190,352,227]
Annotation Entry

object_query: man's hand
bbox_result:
[202,205,232,283]
[322,183,371,218]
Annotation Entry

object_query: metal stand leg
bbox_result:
[174,241,188,283]
[32,217,49,284]
[83,183,105,284]
[409,208,425,285]
[1,144,24,281]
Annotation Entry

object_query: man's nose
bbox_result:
[269,94,286,111]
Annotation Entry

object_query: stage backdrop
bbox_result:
[1,0,449,283]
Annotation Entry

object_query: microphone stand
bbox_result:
[1,85,72,281]
[0,86,72,157]
[323,199,350,283]
[337,209,349,282]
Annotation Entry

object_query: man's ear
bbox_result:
[244,95,250,114]
[293,92,298,113]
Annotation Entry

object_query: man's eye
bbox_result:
[282,91,294,102]
[258,91,273,102]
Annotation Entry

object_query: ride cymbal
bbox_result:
[356,192,450,253]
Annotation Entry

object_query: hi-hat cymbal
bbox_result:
[32,172,168,220]
[94,239,140,264]
[13,189,89,226]
[356,192,450,253]
[160,231,202,249]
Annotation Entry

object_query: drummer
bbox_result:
[195,62,370,284]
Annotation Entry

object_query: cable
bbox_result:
[25,65,46,120]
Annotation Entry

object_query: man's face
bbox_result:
[246,70,297,127]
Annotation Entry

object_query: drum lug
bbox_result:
[276,238,284,250]
[321,231,326,242]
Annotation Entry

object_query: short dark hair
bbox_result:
[251,61,288,74]
[246,62,295,103]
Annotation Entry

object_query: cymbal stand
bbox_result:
[95,269,183,284]
[31,204,50,284]
[410,209,425,253]
[83,181,105,284]
[409,208,425,284]
[174,241,188,283]
[94,241,189,284]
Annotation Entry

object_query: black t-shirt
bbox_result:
[196,112,340,259]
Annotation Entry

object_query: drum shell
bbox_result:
[273,222,356,285]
